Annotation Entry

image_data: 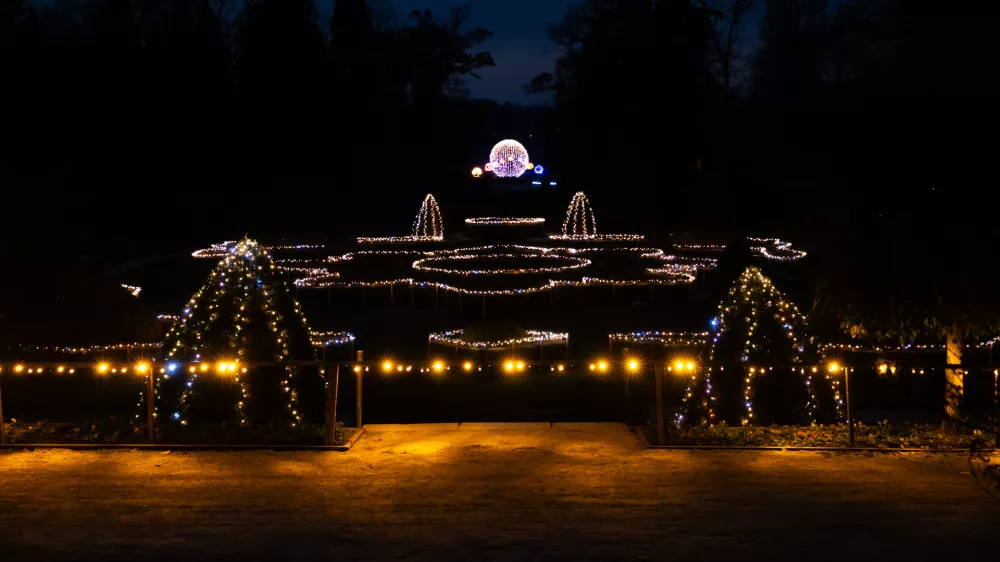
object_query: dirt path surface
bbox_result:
[1,426,997,561]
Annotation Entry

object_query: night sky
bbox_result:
[327,0,574,105]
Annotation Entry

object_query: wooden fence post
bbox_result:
[356,350,363,428]
[655,364,665,445]
[146,372,155,442]
[326,364,340,446]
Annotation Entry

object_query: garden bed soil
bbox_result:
[641,422,994,449]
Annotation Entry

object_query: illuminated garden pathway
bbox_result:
[1,427,997,561]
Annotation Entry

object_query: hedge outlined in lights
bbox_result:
[412,252,591,276]
[464,217,545,226]
[428,329,568,351]
[672,238,807,261]
[296,245,715,293]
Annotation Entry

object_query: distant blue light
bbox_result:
[549,181,557,186]
[532,181,542,185]
[710,317,719,328]
[167,362,178,373]
[171,412,181,420]
[534,165,544,174]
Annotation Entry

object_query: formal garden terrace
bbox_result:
[0,185,996,451]
[1,224,997,451]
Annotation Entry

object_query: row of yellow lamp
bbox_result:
[356,358,699,376]
[1,361,247,376]
[2,360,892,376]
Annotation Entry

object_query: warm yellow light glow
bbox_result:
[15,364,24,373]
[505,361,515,372]
[57,366,65,373]
[433,361,444,373]
[136,362,149,374]
[463,362,473,371]
[828,362,840,373]
[200,364,209,372]
[471,166,483,177]
[878,363,888,374]
[557,364,564,372]
[217,361,228,373]
[589,363,596,371]
[675,360,685,371]
[516,361,525,371]
[96,363,108,374]
[382,361,394,373]
[627,360,639,371]
[598,361,608,372]
[686,362,694,371]
[189,366,197,373]
[354,365,361,373]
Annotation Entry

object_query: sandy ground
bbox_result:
[1,426,998,561]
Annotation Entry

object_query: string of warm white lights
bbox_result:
[428,329,569,350]
[295,276,697,294]
[310,331,356,347]
[747,238,808,261]
[549,233,645,241]
[191,241,324,259]
[297,244,717,290]
[412,253,591,276]
[671,239,807,261]
[819,342,945,353]
[673,243,726,252]
[464,217,545,226]
[122,284,142,297]
[608,331,712,347]
[646,264,698,281]
[5,342,163,354]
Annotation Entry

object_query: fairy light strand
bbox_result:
[428,329,568,350]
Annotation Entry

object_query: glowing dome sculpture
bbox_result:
[488,139,530,178]
[471,139,550,185]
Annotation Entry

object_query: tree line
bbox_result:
[1,0,499,180]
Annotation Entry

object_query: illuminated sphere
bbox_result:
[489,139,530,178]
[471,166,483,178]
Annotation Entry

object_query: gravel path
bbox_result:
[1,427,997,561]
